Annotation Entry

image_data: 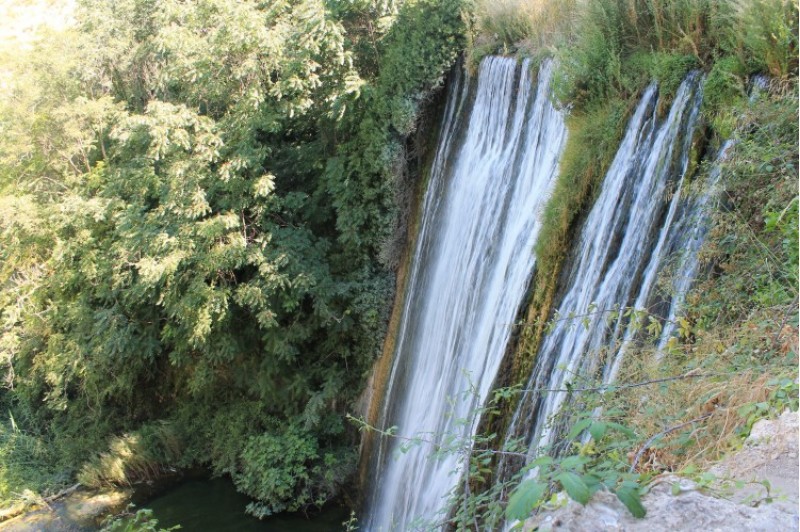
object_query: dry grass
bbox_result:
[612,307,798,476]
[475,0,579,51]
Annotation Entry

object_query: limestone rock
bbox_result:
[524,411,799,531]
[710,409,799,513]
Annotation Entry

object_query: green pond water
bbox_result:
[141,477,351,531]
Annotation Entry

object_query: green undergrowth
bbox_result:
[465,0,798,525]
[0,420,70,505]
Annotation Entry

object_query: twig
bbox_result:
[0,484,81,524]
[771,296,798,347]
[347,414,530,458]
[629,414,712,473]
[521,371,720,395]
[510,302,666,329]
[462,451,470,530]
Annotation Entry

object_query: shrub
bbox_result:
[232,425,355,518]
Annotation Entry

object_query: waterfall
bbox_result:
[506,73,705,461]
[363,57,567,530]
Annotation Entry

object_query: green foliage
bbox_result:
[647,53,700,102]
[501,413,645,521]
[475,0,796,112]
[229,423,355,518]
[401,379,653,529]
[738,378,799,434]
[763,197,799,288]
[703,56,748,124]
[615,483,646,518]
[505,479,545,521]
[235,426,319,517]
[549,0,731,108]
[699,79,798,317]
[325,0,468,265]
[0,418,70,504]
[733,0,799,77]
[556,472,590,505]
[0,0,466,514]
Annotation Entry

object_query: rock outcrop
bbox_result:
[524,411,799,531]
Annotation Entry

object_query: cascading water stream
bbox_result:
[653,139,732,355]
[505,73,705,462]
[363,57,567,530]
[651,75,767,355]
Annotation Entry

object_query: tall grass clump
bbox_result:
[0,421,68,505]
[554,0,735,107]
[475,0,579,52]
[732,0,799,77]
[78,423,182,488]
[474,0,797,105]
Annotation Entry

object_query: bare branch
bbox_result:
[521,371,721,395]
[629,414,712,473]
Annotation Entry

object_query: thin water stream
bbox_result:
[506,73,705,461]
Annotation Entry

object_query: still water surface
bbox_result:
[143,477,349,531]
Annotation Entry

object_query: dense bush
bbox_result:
[0,0,466,514]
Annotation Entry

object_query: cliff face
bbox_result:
[525,410,799,531]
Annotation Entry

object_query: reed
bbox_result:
[475,0,579,51]
[474,0,797,105]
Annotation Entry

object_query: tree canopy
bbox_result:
[0,0,467,513]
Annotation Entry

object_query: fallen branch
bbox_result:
[43,483,81,503]
[0,484,81,524]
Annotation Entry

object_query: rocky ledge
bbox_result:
[524,410,799,532]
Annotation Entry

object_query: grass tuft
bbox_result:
[78,423,182,488]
